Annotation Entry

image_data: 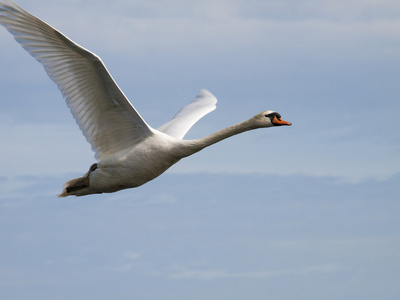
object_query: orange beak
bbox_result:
[272,115,292,126]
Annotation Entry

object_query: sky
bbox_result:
[0,0,399,299]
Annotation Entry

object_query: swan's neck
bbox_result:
[184,119,259,155]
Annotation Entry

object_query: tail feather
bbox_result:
[58,163,97,197]
[58,176,90,197]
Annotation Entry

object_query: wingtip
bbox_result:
[197,88,217,105]
[198,88,213,97]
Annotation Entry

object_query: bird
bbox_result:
[0,1,291,197]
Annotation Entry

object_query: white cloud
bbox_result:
[147,193,178,204]
[0,118,93,178]
[104,252,142,273]
[168,264,344,280]
[11,0,400,61]
[124,252,142,260]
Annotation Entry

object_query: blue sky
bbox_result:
[1,0,399,299]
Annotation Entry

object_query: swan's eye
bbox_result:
[265,113,281,120]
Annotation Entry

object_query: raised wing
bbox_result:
[0,1,153,160]
[158,89,217,140]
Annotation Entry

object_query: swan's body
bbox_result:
[0,1,291,197]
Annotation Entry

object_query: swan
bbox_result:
[0,1,291,197]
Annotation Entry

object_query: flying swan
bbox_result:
[0,1,292,197]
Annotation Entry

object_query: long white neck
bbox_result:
[182,118,260,156]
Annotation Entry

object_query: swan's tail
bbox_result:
[58,176,90,197]
[58,163,97,197]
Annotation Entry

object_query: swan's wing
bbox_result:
[157,89,217,140]
[0,1,153,160]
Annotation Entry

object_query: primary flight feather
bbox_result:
[0,1,291,197]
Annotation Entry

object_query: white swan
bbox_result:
[0,1,291,197]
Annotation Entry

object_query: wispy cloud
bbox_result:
[168,264,345,280]
[103,252,142,273]
[0,119,93,178]
[14,0,400,59]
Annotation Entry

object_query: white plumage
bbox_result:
[0,1,291,197]
[157,89,217,140]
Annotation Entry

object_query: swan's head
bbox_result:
[252,111,292,127]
